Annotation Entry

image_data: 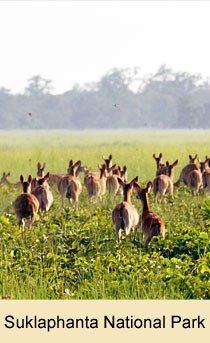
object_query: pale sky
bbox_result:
[0,0,210,94]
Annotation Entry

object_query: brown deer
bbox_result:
[32,172,53,213]
[67,159,88,177]
[153,153,163,172]
[37,162,46,177]
[13,175,39,231]
[174,154,199,187]
[199,158,210,194]
[0,172,11,186]
[120,166,128,183]
[153,160,178,202]
[205,156,210,168]
[187,170,202,196]
[106,165,127,197]
[84,154,112,185]
[0,172,21,188]
[85,164,107,203]
[112,177,139,243]
[134,181,165,247]
[58,160,82,209]
[31,162,47,190]
[102,154,113,170]
[48,159,87,187]
[156,161,170,177]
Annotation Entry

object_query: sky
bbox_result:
[0,0,210,94]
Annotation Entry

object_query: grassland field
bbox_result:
[0,129,209,299]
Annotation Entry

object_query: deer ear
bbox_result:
[166,161,169,166]
[74,160,81,168]
[123,166,127,171]
[109,154,112,160]
[3,172,6,176]
[109,164,116,172]
[130,176,138,185]
[159,153,162,158]
[44,172,50,180]
[28,175,32,183]
[69,160,73,167]
[133,182,141,191]
[189,155,192,160]
[117,177,124,187]
[20,175,24,183]
[172,160,178,167]
[37,162,41,169]
[146,181,153,192]
[6,172,11,177]
[152,154,156,159]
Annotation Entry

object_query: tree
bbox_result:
[25,75,53,96]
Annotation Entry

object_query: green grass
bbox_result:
[0,129,209,299]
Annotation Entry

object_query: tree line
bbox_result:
[1,65,210,129]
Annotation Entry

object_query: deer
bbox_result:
[119,165,128,183]
[156,161,170,177]
[153,153,164,174]
[106,165,127,197]
[112,176,139,243]
[199,158,210,195]
[67,159,89,177]
[32,172,53,213]
[205,156,210,168]
[187,169,203,196]
[0,172,21,188]
[13,175,39,231]
[103,154,113,170]
[84,154,113,186]
[47,159,87,187]
[85,164,107,203]
[31,162,47,190]
[174,154,199,187]
[133,181,165,247]
[153,160,178,202]
[58,160,82,209]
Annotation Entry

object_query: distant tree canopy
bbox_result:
[1,65,210,129]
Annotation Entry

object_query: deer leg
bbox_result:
[144,235,151,248]
[61,194,65,208]
[133,225,139,241]
[115,226,121,244]
[125,226,131,237]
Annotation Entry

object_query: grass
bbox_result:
[0,129,209,299]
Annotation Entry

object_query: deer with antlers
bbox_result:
[112,176,139,243]
[13,175,39,231]
[134,181,165,247]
